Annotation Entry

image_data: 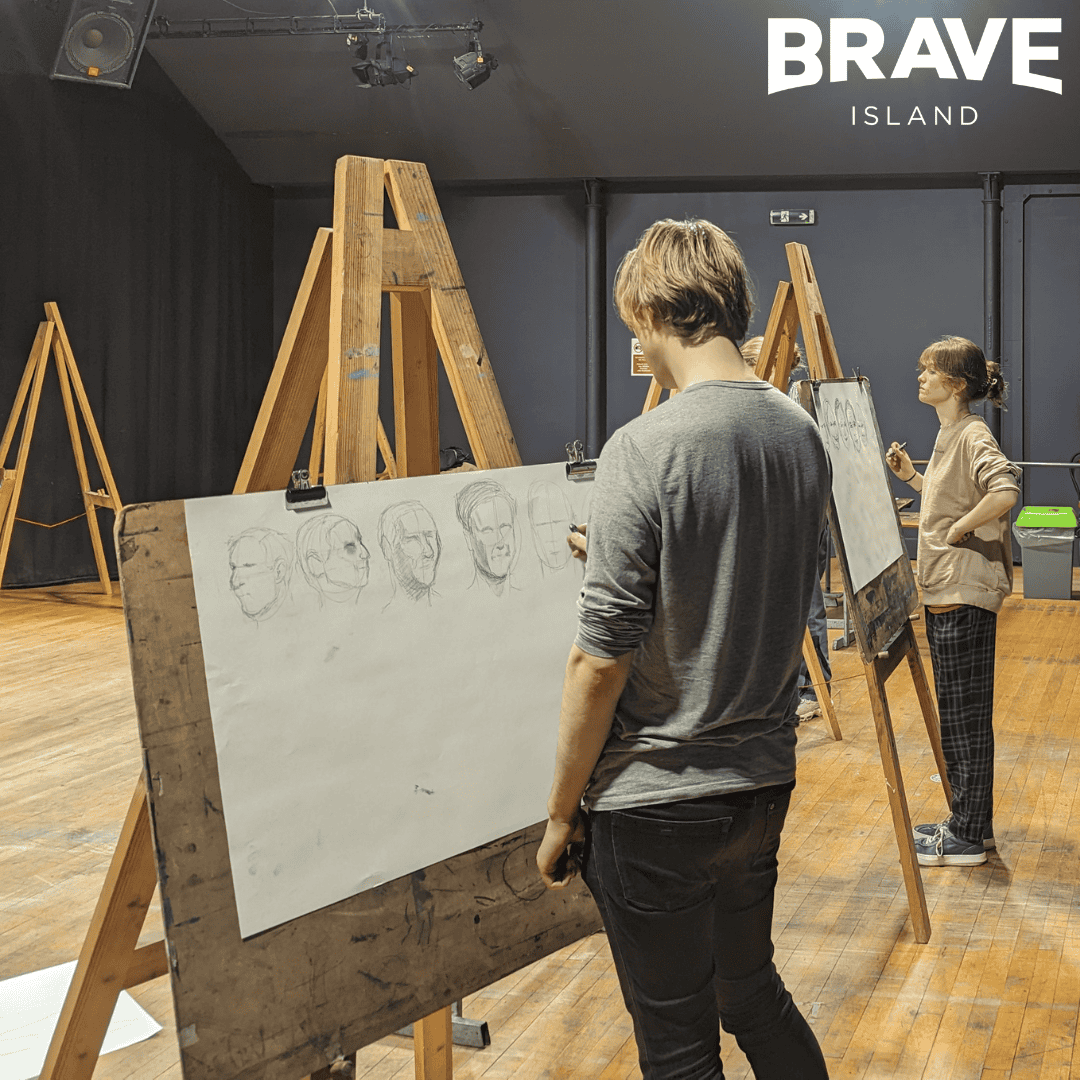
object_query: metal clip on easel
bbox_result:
[565,439,596,480]
[285,468,330,511]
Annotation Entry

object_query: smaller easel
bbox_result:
[766,243,951,944]
[0,303,122,594]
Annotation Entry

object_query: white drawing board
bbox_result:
[184,462,591,938]
[809,380,904,594]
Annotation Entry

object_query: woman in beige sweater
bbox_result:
[887,337,1020,867]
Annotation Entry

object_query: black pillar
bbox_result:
[584,179,607,458]
[982,171,1002,443]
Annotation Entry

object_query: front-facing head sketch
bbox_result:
[527,480,573,573]
[455,478,518,596]
[228,528,293,622]
[378,500,441,605]
[296,513,370,605]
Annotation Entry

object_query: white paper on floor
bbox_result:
[0,960,162,1080]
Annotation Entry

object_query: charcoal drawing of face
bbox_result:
[296,514,370,605]
[455,478,518,596]
[228,528,293,621]
[378,501,442,604]
[527,480,573,572]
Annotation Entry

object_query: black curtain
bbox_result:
[0,0,274,586]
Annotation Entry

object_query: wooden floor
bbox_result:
[3,569,1080,1080]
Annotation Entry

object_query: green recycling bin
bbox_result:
[1012,506,1077,600]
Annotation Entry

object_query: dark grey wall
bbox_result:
[275,178,1080,568]
[273,184,985,477]
[1003,186,1080,509]
[273,190,587,468]
[603,189,984,459]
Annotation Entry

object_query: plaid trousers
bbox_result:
[924,605,998,844]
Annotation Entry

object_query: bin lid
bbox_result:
[1016,505,1078,528]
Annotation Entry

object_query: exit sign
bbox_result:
[770,209,816,225]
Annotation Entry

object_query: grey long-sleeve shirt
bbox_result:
[576,379,831,811]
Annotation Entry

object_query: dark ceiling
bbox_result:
[138,0,1079,188]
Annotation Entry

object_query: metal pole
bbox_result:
[982,172,1003,444]
[584,179,607,459]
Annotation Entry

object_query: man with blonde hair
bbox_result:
[538,219,831,1078]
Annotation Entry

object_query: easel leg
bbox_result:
[309,367,329,483]
[755,281,800,384]
[390,289,439,477]
[802,628,841,741]
[906,643,954,811]
[327,156,385,485]
[414,1007,453,1080]
[0,323,52,588]
[52,330,112,595]
[41,778,160,1080]
[640,377,664,414]
[864,658,931,944]
[0,323,45,462]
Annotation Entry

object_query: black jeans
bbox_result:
[583,783,828,1079]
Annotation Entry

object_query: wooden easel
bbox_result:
[764,243,951,943]
[0,303,122,594]
[41,155,540,1080]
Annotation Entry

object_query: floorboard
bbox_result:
[2,566,1079,1079]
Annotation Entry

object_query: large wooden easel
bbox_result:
[0,303,122,594]
[42,156,600,1080]
[763,244,951,943]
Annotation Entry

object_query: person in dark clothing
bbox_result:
[538,218,832,1079]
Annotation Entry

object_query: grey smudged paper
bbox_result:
[184,462,591,938]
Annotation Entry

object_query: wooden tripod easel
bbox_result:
[42,155,520,1080]
[0,303,122,594]
[761,243,951,943]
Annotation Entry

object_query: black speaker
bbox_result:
[50,0,157,89]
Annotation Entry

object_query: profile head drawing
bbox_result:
[227,528,293,622]
[378,500,441,604]
[296,513,370,605]
[527,480,573,573]
[455,478,518,595]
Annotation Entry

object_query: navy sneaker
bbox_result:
[913,816,995,850]
[913,822,987,866]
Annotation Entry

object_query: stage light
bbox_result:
[351,35,416,88]
[452,36,497,89]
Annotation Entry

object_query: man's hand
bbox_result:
[537,813,586,889]
[567,523,587,562]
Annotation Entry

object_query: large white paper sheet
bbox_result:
[812,381,904,593]
[184,462,592,938]
[0,961,162,1080]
